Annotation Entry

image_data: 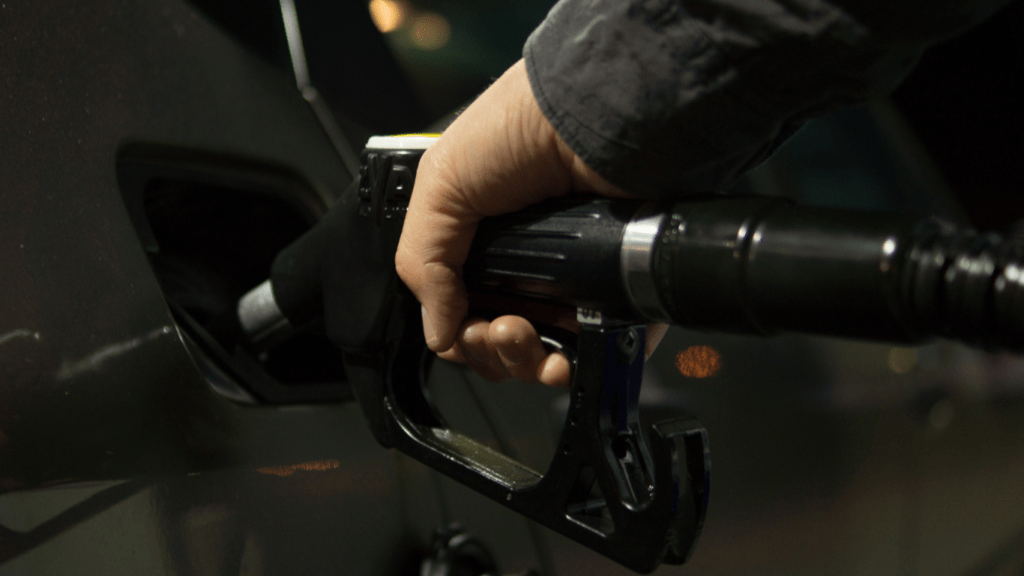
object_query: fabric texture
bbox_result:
[523,0,1013,197]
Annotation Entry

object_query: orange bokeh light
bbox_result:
[368,0,406,33]
[675,345,722,378]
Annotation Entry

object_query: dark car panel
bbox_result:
[0,1,431,571]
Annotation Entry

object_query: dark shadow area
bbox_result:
[117,144,352,402]
[892,1,1024,232]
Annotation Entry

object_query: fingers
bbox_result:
[443,315,573,387]
[537,353,572,388]
[489,315,548,383]
[452,318,508,382]
[442,316,661,387]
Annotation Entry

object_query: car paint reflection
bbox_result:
[0,331,41,348]
[55,326,172,381]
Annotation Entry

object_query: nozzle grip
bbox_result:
[464,198,643,318]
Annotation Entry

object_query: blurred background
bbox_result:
[3,0,1024,574]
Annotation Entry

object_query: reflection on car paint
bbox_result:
[255,459,341,477]
[55,326,173,381]
[0,330,41,348]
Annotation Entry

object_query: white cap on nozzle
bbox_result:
[365,134,441,151]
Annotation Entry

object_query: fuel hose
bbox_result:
[238,140,1024,354]
[463,195,1024,352]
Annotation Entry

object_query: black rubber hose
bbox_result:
[651,197,924,341]
[900,221,1024,351]
[466,196,1024,352]
[650,197,1024,351]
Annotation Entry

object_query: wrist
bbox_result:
[512,59,630,197]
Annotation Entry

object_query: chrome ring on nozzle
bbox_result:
[620,203,671,322]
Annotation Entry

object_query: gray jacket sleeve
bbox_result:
[523,0,1012,196]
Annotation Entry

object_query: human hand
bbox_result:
[395,59,666,387]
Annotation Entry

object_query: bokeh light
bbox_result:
[675,345,722,378]
[411,13,451,50]
[368,0,407,33]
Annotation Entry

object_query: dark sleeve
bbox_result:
[523,0,1014,197]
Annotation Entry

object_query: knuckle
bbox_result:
[489,315,534,345]
[393,246,418,286]
[459,321,488,348]
[423,262,460,286]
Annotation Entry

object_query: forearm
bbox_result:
[524,0,1013,196]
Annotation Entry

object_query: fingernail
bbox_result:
[422,305,439,349]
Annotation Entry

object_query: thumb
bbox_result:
[411,261,470,353]
[394,154,480,352]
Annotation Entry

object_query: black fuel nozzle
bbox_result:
[230,135,1024,574]
[231,136,710,573]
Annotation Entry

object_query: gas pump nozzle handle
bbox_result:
[231,137,1024,574]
